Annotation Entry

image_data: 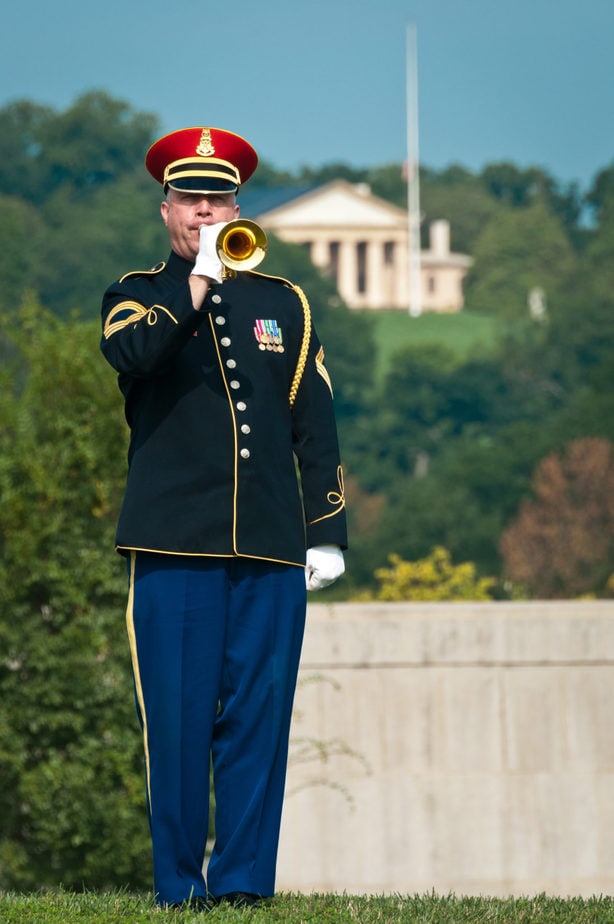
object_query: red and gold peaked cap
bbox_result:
[145,127,258,194]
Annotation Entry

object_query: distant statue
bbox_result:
[528,286,548,323]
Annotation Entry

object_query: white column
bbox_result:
[310,237,329,271]
[366,240,385,309]
[337,241,357,308]
[397,234,410,310]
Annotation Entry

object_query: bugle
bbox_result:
[216,219,267,273]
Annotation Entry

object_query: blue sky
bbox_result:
[2,0,612,190]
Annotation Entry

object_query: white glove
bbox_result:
[305,545,345,591]
[191,222,226,283]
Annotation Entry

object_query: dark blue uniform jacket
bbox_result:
[100,251,347,567]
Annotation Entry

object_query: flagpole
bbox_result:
[406,22,422,317]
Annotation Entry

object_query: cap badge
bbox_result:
[196,128,215,157]
[254,319,284,353]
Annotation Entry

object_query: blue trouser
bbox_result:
[126,551,307,907]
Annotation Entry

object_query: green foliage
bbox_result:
[366,162,407,208]
[351,332,556,498]
[376,425,545,575]
[36,174,168,319]
[39,92,157,192]
[0,92,158,203]
[0,297,151,890]
[481,160,582,229]
[0,195,43,311]
[583,160,614,223]
[420,164,503,253]
[362,547,495,601]
[578,180,614,307]
[0,92,164,318]
[0,100,55,201]
[1,88,613,604]
[464,199,577,319]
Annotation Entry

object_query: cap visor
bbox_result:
[166,176,238,194]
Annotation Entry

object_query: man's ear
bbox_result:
[160,200,169,226]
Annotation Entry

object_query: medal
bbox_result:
[254,319,284,353]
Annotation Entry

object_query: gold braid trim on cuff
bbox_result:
[309,466,346,524]
[289,285,311,408]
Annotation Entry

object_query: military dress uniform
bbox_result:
[101,259,346,563]
[100,126,347,908]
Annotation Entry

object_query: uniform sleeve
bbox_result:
[291,299,348,551]
[100,274,210,378]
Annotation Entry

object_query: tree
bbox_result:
[481,161,582,236]
[464,198,576,320]
[585,161,614,225]
[36,173,167,319]
[349,344,459,493]
[0,93,159,204]
[420,164,502,254]
[0,100,54,201]
[531,194,614,402]
[499,438,614,598]
[0,297,151,890]
[37,91,159,195]
[367,163,406,209]
[0,195,43,311]
[579,171,614,306]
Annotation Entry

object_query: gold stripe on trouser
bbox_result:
[125,550,152,809]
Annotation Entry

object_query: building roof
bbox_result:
[238,185,315,219]
[248,179,408,230]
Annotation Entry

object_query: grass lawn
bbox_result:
[2,890,614,923]
[364,309,502,382]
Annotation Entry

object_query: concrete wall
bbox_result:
[277,601,614,897]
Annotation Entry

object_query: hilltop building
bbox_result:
[241,179,472,312]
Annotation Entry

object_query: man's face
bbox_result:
[160,189,240,261]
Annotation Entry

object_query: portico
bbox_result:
[249,180,472,312]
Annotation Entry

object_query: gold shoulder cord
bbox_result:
[289,285,311,407]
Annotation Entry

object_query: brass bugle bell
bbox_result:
[216,219,267,272]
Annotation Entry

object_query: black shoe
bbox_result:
[215,891,265,908]
[167,895,214,912]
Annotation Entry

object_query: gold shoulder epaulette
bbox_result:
[119,261,166,284]
[246,269,295,288]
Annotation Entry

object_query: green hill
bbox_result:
[363,309,501,381]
